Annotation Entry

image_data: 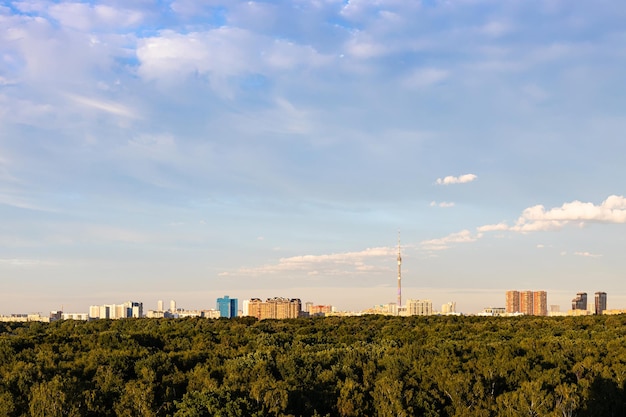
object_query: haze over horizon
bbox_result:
[1,0,625,316]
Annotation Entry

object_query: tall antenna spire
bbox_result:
[397,230,402,310]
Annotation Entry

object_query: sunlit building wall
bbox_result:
[245,297,302,320]
[505,291,520,313]
[533,291,547,316]
[406,299,433,316]
[520,291,533,315]
[441,302,456,314]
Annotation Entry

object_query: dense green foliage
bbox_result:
[1,314,625,416]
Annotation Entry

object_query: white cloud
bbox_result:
[220,246,396,277]
[136,28,331,94]
[47,3,144,31]
[512,195,626,232]
[430,201,455,208]
[424,195,626,252]
[476,222,509,232]
[574,251,602,258]
[421,229,478,251]
[344,34,387,59]
[436,173,477,185]
[0,258,58,267]
[65,93,138,119]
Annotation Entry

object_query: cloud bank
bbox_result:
[423,195,626,250]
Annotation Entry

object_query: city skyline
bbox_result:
[1,286,621,318]
[1,1,625,315]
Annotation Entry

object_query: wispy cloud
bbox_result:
[220,247,396,277]
[436,174,477,185]
[574,251,603,258]
[430,201,455,208]
[0,258,59,267]
[477,222,509,233]
[65,94,139,119]
[421,229,478,251]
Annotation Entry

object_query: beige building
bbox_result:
[441,302,456,315]
[246,297,302,320]
[406,299,433,316]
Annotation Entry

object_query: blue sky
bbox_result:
[1,0,625,315]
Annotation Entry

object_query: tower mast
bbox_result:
[397,231,402,309]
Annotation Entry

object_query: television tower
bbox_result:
[397,231,402,309]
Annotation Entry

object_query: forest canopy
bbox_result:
[0,314,625,416]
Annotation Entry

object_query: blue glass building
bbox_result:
[217,295,238,318]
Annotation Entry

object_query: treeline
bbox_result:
[1,314,626,416]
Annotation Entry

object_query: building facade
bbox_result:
[505,290,520,313]
[246,297,302,320]
[533,291,547,316]
[595,292,607,315]
[309,305,333,316]
[217,295,238,318]
[520,291,534,315]
[572,292,587,311]
[406,299,433,316]
[441,302,457,315]
[88,301,143,319]
[505,290,548,316]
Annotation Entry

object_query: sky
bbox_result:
[1,0,625,315]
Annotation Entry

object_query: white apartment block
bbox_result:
[88,301,143,319]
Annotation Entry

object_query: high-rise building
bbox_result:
[506,291,520,313]
[406,299,433,316]
[170,300,176,312]
[88,301,142,319]
[157,300,164,312]
[441,302,456,314]
[572,293,587,311]
[505,290,548,316]
[246,297,302,320]
[309,305,333,316]
[533,291,547,316]
[217,295,238,318]
[520,291,534,315]
[595,292,607,315]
